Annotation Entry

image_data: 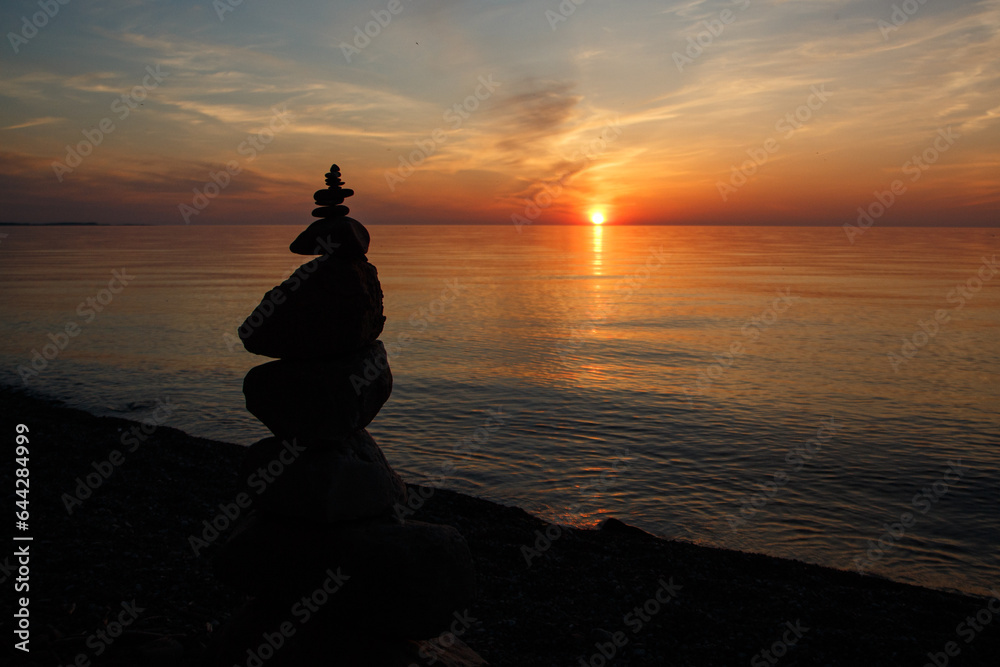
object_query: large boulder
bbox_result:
[238,257,384,359]
[213,515,477,639]
[239,433,406,523]
[243,341,392,439]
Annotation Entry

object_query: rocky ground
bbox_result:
[2,386,998,666]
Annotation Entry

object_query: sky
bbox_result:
[1,0,998,226]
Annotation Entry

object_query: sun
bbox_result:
[590,212,605,225]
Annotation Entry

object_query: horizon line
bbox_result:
[3,221,999,228]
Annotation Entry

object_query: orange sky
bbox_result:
[1,0,998,226]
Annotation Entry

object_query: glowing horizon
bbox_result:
[0,0,997,226]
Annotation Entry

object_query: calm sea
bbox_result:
[1,225,997,596]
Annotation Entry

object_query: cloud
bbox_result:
[490,79,584,154]
[2,117,63,131]
[0,0,997,224]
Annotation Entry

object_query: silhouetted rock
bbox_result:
[314,189,345,202]
[239,433,406,522]
[214,514,476,638]
[314,188,349,203]
[243,341,391,439]
[311,204,350,218]
[218,161,482,663]
[238,257,385,358]
[289,217,370,257]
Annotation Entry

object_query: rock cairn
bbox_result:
[210,165,485,666]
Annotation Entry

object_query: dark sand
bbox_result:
[2,386,997,666]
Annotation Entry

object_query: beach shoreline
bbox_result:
[2,385,998,666]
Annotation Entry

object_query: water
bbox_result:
[1,224,997,597]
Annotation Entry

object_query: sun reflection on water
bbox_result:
[591,223,603,275]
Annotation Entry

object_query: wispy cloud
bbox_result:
[3,117,64,131]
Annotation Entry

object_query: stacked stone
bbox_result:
[211,165,484,666]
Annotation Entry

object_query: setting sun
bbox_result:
[591,212,605,225]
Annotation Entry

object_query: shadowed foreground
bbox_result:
[3,387,998,666]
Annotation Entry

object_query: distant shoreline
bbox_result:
[1,221,997,227]
[0,221,104,226]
